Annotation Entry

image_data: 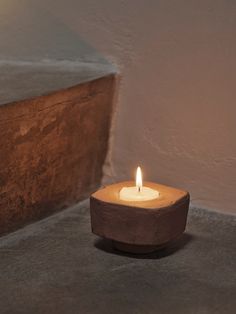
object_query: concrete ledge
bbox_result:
[0,61,116,235]
[0,60,116,105]
[0,203,235,314]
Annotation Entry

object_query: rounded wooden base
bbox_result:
[90,181,190,252]
[113,241,166,254]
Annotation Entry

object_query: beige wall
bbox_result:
[1,1,236,213]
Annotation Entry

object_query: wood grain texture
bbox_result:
[0,74,115,235]
[90,181,190,250]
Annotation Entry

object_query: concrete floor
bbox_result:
[0,201,235,314]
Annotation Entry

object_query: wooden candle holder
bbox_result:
[90,181,190,254]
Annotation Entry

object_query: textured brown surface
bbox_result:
[0,74,115,235]
[90,181,190,252]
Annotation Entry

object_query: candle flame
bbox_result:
[136,166,142,192]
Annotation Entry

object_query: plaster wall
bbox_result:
[1,0,236,213]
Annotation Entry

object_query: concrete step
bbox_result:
[0,60,116,235]
[0,202,235,314]
[0,60,116,105]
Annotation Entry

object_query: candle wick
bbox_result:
[138,186,141,193]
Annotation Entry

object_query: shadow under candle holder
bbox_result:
[94,233,194,260]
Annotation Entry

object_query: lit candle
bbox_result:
[90,166,190,254]
[119,166,160,201]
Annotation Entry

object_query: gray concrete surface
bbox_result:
[0,60,115,105]
[0,200,235,314]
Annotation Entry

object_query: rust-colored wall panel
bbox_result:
[0,74,115,234]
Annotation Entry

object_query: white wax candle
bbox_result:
[119,186,159,201]
[119,166,159,201]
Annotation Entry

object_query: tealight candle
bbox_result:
[119,166,159,201]
[90,165,190,254]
